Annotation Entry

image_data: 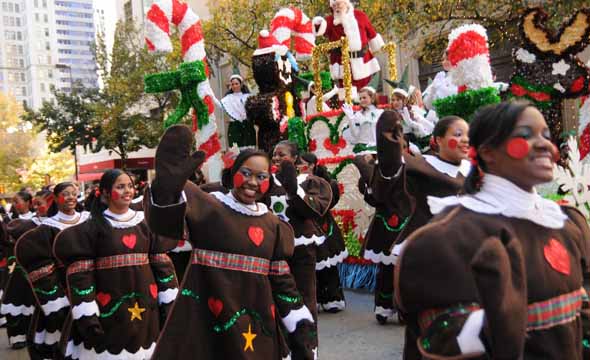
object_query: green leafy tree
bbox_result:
[93,19,183,167]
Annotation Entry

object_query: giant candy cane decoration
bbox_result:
[270,7,315,60]
[145,0,221,162]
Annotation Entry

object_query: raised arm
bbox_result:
[373,111,405,199]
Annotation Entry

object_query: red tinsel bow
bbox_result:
[468,146,478,166]
[510,84,551,102]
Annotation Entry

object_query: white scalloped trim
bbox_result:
[42,211,90,230]
[41,295,69,315]
[34,329,61,345]
[362,249,395,265]
[321,300,345,311]
[66,340,156,360]
[0,302,35,316]
[210,192,269,216]
[104,210,145,229]
[294,234,325,247]
[158,288,179,305]
[316,249,348,270]
[8,335,26,345]
[281,305,314,333]
[72,300,99,320]
[374,306,394,317]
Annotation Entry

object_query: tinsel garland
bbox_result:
[433,87,501,121]
[157,274,175,284]
[73,285,95,297]
[330,159,354,179]
[382,42,398,82]
[508,75,556,109]
[99,292,146,319]
[343,230,361,258]
[295,71,333,98]
[212,308,271,336]
[305,113,346,145]
[287,117,307,152]
[312,37,352,111]
[144,60,209,129]
[317,155,354,166]
[34,285,59,296]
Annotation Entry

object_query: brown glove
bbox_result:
[376,111,404,177]
[276,160,298,196]
[152,125,206,205]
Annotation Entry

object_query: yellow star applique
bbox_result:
[242,323,257,352]
[127,302,146,321]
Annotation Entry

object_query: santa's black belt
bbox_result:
[331,47,366,59]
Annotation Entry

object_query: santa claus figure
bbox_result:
[313,0,384,98]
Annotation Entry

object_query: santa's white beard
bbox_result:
[333,6,354,26]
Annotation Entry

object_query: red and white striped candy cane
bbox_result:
[270,7,315,60]
[145,0,221,162]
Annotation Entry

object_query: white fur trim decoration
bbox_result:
[72,300,100,320]
[447,24,488,46]
[66,340,156,360]
[312,16,327,37]
[340,8,362,51]
[281,305,314,333]
[158,288,179,305]
[350,56,380,81]
[448,53,494,90]
[368,33,384,53]
[41,296,70,315]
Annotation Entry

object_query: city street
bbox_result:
[0,289,405,360]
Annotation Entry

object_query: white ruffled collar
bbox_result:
[428,174,568,229]
[211,191,268,217]
[104,209,144,228]
[42,211,90,230]
[19,211,35,220]
[221,92,250,122]
[423,155,471,178]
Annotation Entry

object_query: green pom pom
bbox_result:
[433,87,501,121]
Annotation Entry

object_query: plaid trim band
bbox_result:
[95,253,149,270]
[67,260,94,276]
[28,263,56,283]
[149,253,172,265]
[527,287,585,331]
[192,248,271,275]
[269,260,290,276]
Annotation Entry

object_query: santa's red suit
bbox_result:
[314,7,384,91]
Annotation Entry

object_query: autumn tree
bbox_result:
[202,0,395,69]
[18,146,74,190]
[0,93,37,192]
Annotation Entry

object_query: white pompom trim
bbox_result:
[281,305,314,333]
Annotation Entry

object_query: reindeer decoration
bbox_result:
[509,7,590,149]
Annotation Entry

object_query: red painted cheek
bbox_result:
[300,165,309,172]
[233,173,246,188]
[110,190,120,200]
[260,179,270,194]
[37,206,47,214]
[506,138,530,159]
[447,138,458,150]
[57,195,66,205]
[271,165,278,174]
[15,203,26,211]
[551,143,560,162]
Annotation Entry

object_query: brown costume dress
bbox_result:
[1,212,41,345]
[54,209,178,359]
[16,211,89,359]
[265,173,332,356]
[364,133,469,323]
[396,174,590,360]
[146,184,318,359]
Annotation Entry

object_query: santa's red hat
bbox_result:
[254,30,289,56]
[330,0,350,7]
[446,24,493,90]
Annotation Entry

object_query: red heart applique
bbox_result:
[543,238,570,276]
[0,258,6,268]
[248,226,264,247]
[122,234,137,249]
[323,137,346,156]
[322,223,329,232]
[96,292,111,307]
[149,284,158,299]
[208,297,223,317]
[270,304,276,320]
[387,214,399,227]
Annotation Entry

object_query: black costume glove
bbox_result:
[376,111,404,178]
[76,316,104,349]
[276,160,298,196]
[352,155,374,184]
[152,125,206,205]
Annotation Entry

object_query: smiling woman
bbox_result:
[396,101,590,360]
